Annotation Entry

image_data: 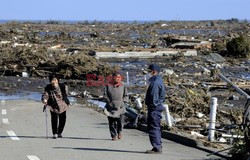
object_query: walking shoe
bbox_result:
[145,148,162,154]
[58,134,62,138]
[112,136,118,141]
[52,135,57,139]
[118,133,122,139]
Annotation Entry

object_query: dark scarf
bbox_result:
[45,83,70,106]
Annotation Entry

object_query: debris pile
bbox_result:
[0,45,117,79]
[1,20,249,156]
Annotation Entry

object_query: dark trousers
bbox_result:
[147,110,162,150]
[108,115,124,138]
[50,111,66,135]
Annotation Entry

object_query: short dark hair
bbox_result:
[148,64,160,72]
[49,74,60,82]
[112,71,122,77]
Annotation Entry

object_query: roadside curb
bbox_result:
[85,102,230,159]
[138,124,230,159]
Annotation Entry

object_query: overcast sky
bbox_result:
[0,0,249,21]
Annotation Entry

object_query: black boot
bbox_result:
[146,147,162,154]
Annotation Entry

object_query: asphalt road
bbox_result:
[0,100,224,160]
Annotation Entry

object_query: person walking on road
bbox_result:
[145,64,165,154]
[42,74,70,139]
[103,71,128,141]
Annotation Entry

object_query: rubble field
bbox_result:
[0,20,250,158]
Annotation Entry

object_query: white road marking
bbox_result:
[2,109,7,115]
[6,130,20,141]
[27,155,40,160]
[1,100,6,105]
[2,118,9,124]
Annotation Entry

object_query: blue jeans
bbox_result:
[147,111,162,150]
